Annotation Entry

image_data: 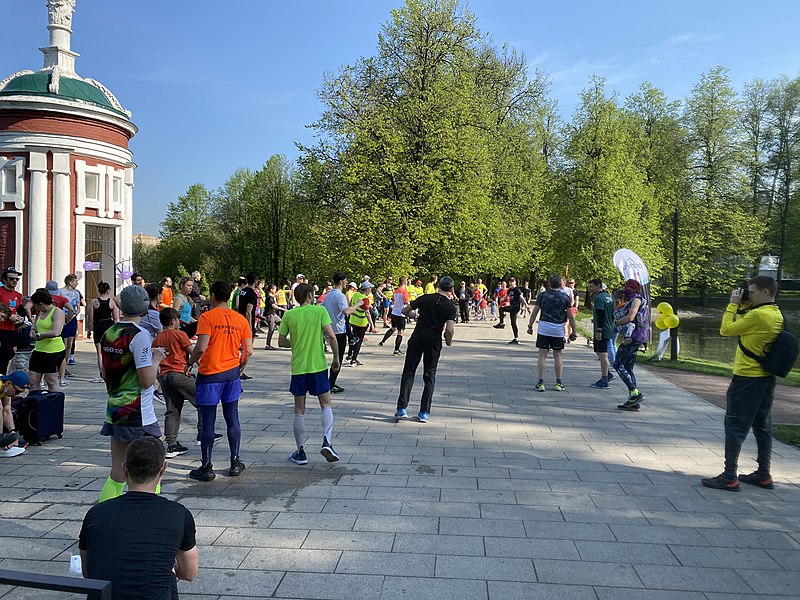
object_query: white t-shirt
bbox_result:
[537,320,566,338]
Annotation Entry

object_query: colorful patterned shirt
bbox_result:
[101,321,156,427]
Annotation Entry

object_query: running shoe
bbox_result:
[493,323,505,329]
[738,471,775,489]
[331,385,345,394]
[394,408,408,419]
[378,342,384,347]
[165,443,189,458]
[554,383,566,392]
[240,374,253,381]
[59,379,70,387]
[508,339,520,345]
[617,396,644,411]
[534,383,546,392]
[350,359,363,367]
[320,438,340,462]
[229,458,246,476]
[68,357,76,366]
[417,411,429,423]
[590,380,610,389]
[607,372,615,382]
[196,433,224,446]
[700,473,740,492]
[264,345,276,350]
[188,465,215,482]
[393,350,404,355]
[90,376,105,383]
[65,369,73,377]
[291,447,308,465]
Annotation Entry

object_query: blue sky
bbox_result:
[2,1,799,236]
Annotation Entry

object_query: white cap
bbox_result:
[295,273,305,280]
[348,282,358,288]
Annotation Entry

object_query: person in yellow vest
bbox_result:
[424,275,437,295]
[345,281,357,302]
[414,280,424,300]
[346,282,376,366]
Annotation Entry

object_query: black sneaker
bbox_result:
[240,374,253,381]
[320,437,340,462]
[617,395,644,410]
[188,464,215,482]
[701,473,740,492]
[64,369,74,378]
[738,471,775,489]
[165,443,189,458]
[508,338,520,345]
[393,350,404,355]
[331,385,345,394]
[229,459,246,477]
[493,323,505,329]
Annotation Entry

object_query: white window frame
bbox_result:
[75,160,107,216]
[0,210,24,269]
[0,157,26,209]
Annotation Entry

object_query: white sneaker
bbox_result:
[59,379,70,387]
[90,377,104,383]
[0,446,26,457]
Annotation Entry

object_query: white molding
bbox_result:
[74,215,123,300]
[0,96,136,135]
[27,151,48,293]
[0,157,26,209]
[0,132,132,164]
[51,152,71,279]
[0,210,24,273]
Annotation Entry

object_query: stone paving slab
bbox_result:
[1,320,799,599]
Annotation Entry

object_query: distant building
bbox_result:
[133,232,160,247]
[0,0,137,297]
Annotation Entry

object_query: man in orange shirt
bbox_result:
[159,277,174,310]
[185,281,253,481]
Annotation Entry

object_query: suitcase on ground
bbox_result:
[11,391,65,445]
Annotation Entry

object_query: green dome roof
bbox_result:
[0,72,125,115]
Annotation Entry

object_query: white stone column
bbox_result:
[51,152,71,280]
[122,165,134,268]
[27,151,49,292]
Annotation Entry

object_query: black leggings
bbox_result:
[500,305,521,337]
[199,402,240,467]
[349,325,367,361]
[330,333,347,386]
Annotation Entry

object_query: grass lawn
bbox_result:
[773,424,800,448]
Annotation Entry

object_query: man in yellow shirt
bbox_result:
[701,276,785,492]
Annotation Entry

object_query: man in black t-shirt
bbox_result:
[79,436,198,600]
[237,273,259,335]
[394,276,457,423]
[502,277,526,344]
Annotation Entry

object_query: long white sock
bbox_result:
[293,414,305,450]
[321,407,334,442]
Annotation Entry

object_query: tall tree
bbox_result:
[683,67,762,298]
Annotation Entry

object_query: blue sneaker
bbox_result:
[590,380,610,389]
[290,447,308,465]
[320,437,340,462]
[394,408,408,419]
[608,372,615,382]
[417,411,429,423]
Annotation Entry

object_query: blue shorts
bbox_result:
[61,318,78,338]
[196,378,243,406]
[290,371,330,397]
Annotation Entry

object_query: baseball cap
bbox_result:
[45,280,60,291]
[119,284,150,316]
[415,279,422,285]
[348,282,358,289]
[359,281,373,290]
[295,273,305,280]
[0,370,30,390]
[2,267,22,279]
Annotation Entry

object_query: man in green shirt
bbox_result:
[278,283,341,465]
[588,279,615,389]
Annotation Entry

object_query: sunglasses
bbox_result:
[6,277,19,281]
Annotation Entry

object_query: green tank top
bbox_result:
[35,307,67,353]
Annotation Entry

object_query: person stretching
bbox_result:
[379,276,411,355]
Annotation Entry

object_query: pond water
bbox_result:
[653,309,800,368]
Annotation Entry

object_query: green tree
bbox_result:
[683,67,762,298]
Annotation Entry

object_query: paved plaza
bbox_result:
[1,321,799,599]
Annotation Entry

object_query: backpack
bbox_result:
[738,311,799,378]
[630,297,651,344]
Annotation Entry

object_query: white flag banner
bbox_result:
[613,248,650,286]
